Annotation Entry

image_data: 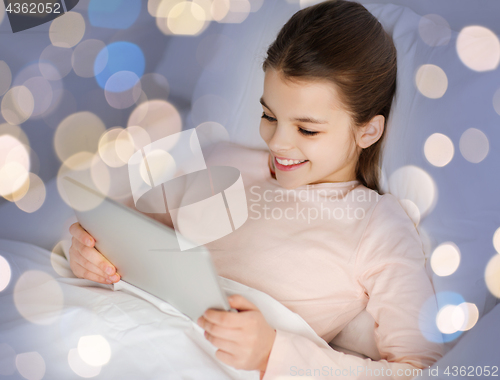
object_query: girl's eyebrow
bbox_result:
[259,97,328,124]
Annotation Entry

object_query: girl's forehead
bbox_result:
[263,70,346,113]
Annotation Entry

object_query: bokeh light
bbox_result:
[0,60,12,96]
[16,351,45,380]
[72,39,107,78]
[164,2,208,36]
[57,152,110,211]
[127,99,182,143]
[0,132,30,200]
[418,14,451,47]
[397,198,421,226]
[98,127,134,167]
[68,348,102,378]
[485,253,500,298]
[1,86,35,125]
[214,0,251,23]
[54,111,106,164]
[426,292,465,342]
[457,25,500,72]
[388,165,437,218]
[148,0,180,17]
[50,11,86,48]
[0,343,16,376]
[14,270,64,325]
[104,71,142,109]
[0,255,11,292]
[431,242,461,277]
[0,133,31,193]
[14,173,46,213]
[39,45,74,81]
[120,125,151,152]
[415,64,448,99]
[94,42,145,91]
[459,128,489,163]
[452,302,479,332]
[77,335,112,367]
[436,304,459,334]
[51,240,75,278]
[89,0,140,29]
[493,227,500,253]
[140,149,176,186]
[424,133,454,167]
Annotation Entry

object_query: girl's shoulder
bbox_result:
[354,188,426,267]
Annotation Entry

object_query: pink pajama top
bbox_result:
[156,141,444,378]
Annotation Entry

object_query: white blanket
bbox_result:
[0,238,329,379]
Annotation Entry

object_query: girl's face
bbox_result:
[259,69,362,190]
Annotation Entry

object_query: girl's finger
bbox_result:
[205,332,239,354]
[70,260,112,284]
[69,242,108,278]
[199,317,241,342]
[73,237,118,277]
[69,222,95,247]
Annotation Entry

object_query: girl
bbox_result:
[68,1,443,378]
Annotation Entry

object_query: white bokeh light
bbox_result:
[457,25,500,72]
[431,242,461,277]
[418,14,451,47]
[459,128,489,163]
[15,351,46,380]
[424,133,454,167]
[77,335,112,367]
[415,64,448,99]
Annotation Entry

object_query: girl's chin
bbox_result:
[275,176,305,190]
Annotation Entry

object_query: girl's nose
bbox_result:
[268,124,294,153]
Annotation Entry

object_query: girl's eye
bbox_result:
[298,128,319,136]
[261,112,319,136]
[261,112,277,122]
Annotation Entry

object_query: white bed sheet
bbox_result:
[0,235,335,379]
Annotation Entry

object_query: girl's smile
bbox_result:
[272,155,309,171]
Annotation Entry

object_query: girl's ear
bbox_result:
[357,115,385,149]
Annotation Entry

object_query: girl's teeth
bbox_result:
[276,158,307,166]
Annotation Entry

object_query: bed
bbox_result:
[1,0,500,379]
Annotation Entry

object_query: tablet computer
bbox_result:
[61,175,237,321]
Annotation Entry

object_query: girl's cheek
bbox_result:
[259,123,272,144]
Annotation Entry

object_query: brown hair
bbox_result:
[262,0,397,195]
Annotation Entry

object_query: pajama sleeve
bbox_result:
[262,194,444,379]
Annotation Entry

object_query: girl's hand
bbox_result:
[197,294,276,379]
[68,222,121,284]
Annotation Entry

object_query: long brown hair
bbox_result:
[262,0,397,195]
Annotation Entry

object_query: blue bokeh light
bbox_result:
[94,42,145,92]
[419,291,466,343]
[88,0,141,30]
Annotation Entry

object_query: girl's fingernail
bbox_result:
[106,267,114,275]
[106,279,112,283]
[87,239,93,246]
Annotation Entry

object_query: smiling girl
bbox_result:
[68,1,443,379]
